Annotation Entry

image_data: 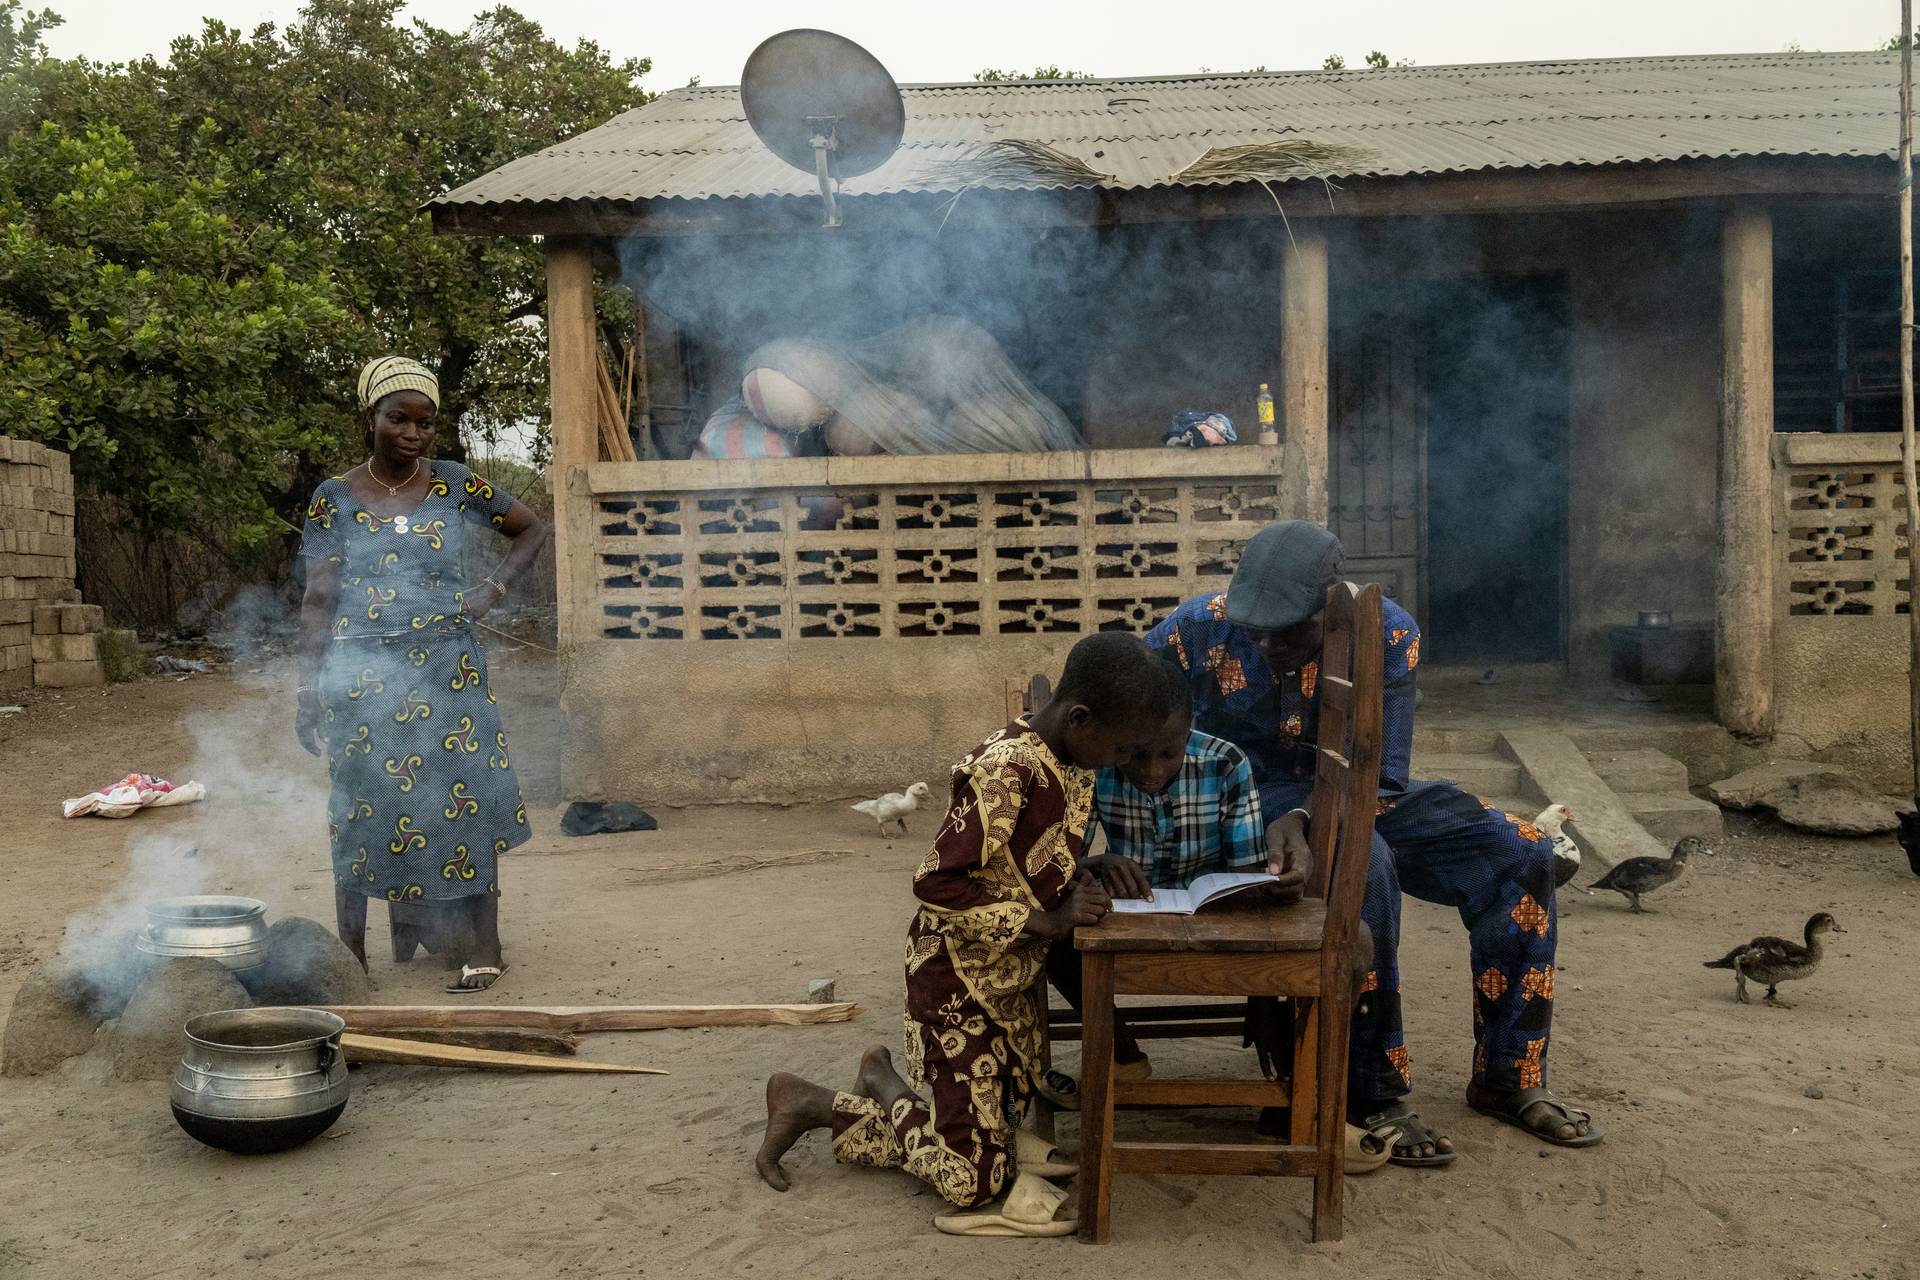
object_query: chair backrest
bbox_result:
[1007,674,1053,721]
[1302,583,1386,956]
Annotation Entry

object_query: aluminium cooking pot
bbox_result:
[171,1007,350,1154]
[136,895,269,972]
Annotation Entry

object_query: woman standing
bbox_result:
[295,356,547,992]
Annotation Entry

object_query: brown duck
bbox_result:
[1703,912,1843,1007]
[1589,835,1704,912]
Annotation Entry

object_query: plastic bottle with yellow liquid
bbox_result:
[1254,383,1278,445]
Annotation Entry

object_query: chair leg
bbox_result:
[1311,990,1349,1242]
[1077,951,1116,1244]
[1289,997,1317,1146]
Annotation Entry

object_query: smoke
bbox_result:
[54,591,330,1002]
[619,213,1287,448]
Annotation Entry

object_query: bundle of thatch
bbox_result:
[1172,140,1376,185]
[934,138,1115,189]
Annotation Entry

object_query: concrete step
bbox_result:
[1587,747,1691,795]
[1500,728,1669,870]
[1410,752,1523,798]
[1628,790,1725,843]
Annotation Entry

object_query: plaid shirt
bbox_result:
[1085,730,1267,889]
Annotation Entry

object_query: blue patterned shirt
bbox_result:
[1085,730,1267,889]
[1145,589,1421,796]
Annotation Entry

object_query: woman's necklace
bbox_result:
[365,456,421,496]
[365,457,422,532]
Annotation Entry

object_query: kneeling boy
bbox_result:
[754,632,1174,1237]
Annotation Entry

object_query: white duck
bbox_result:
[853,782,932,837]
[1534,804,1583,888]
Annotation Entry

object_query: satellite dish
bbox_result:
[741,29,906,227]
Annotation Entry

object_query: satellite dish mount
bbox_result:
[741,30,906,229]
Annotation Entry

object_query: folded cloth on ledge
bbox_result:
[63,772,207,819]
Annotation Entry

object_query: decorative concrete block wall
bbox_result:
[0,438,98,689]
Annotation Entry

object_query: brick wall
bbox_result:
[0,437,98,689]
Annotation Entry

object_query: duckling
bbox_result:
[851,782,932,838]
[1589,835,1704,912]
[1703,912,1843,1007]
[1533,804,1582,888]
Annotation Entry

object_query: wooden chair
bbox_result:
[1066,582,1386,1243]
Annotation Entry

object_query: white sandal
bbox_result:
[1015,1128,1078,1179]
[933,1172,1077,1238]
[445,964,506,993]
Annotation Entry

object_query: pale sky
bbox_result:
[48,0,1904,88]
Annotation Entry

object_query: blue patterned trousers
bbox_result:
[1260,778,1559,1102]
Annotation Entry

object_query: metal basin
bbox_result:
[136,895,268,972]
[171,1007,350,1154]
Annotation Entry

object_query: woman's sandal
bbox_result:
[932,1172,1076,1238]
[1351,1102,1458,1167]
[1467,1085,1604,1148]
[445,964,507,993]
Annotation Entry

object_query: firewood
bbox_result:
[309,1002,865,1034]
[340,1032,664,1074]
[372,1026,582,1055]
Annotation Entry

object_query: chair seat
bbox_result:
[1074,899,1326,953]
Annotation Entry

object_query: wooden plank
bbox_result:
[1077,952,1116,1245]
[546,237,600,651]
[1115,1079,1291,1108]
[1113,951,1319,997]
[308,1002,865,1033]
[1110,1140,1317,1178]
[1716,203,1776,737]
[341,1033,665,1074]
[371,1027,580,1055]
[1282,224,1330,525]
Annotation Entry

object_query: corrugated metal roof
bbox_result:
[432,50,1900,211]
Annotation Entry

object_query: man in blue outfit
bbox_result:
[1147,520,1602,1163]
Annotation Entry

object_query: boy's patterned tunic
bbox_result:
[829,718,1093,1208]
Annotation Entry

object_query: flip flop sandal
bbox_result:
[445,964,507,994]
[1014,1128,1078,1180]
[933,1172,1077,1238]
[1353,1104,1458,1168]
[1469,1086,1605,1148]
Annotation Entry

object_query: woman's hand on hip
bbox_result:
[460,583,503,622]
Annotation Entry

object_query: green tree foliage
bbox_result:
[0,0,648,557]
[973,65,1091,81]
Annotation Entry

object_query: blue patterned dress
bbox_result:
[299,461,530,902]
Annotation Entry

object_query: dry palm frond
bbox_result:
[1172,140,1375,185]
[936,138,1115,189]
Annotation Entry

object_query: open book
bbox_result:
[1111,871,1282,915]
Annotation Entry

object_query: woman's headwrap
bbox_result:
[357,356,440,411]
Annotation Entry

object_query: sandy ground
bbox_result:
[1,656,1916,1280]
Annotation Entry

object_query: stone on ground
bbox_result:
[4,957,105,1076]
[240,917,371,1006]
[108,957,252,1081]
[1708,761,1837,810]
[1708,761,1900,835]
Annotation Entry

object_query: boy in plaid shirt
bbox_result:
[1042,662,1306,1092]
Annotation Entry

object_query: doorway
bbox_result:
[1419,275,1571,665]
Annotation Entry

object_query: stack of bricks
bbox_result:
[32,602,105,687]
[0,437,89,689]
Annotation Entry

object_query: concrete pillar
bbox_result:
[1715,205,1775,737]
[1281,225,1331,526]
[546,237,599,653]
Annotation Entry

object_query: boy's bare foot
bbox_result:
[854,1043,911,1105]
[754,1073,836,1192]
